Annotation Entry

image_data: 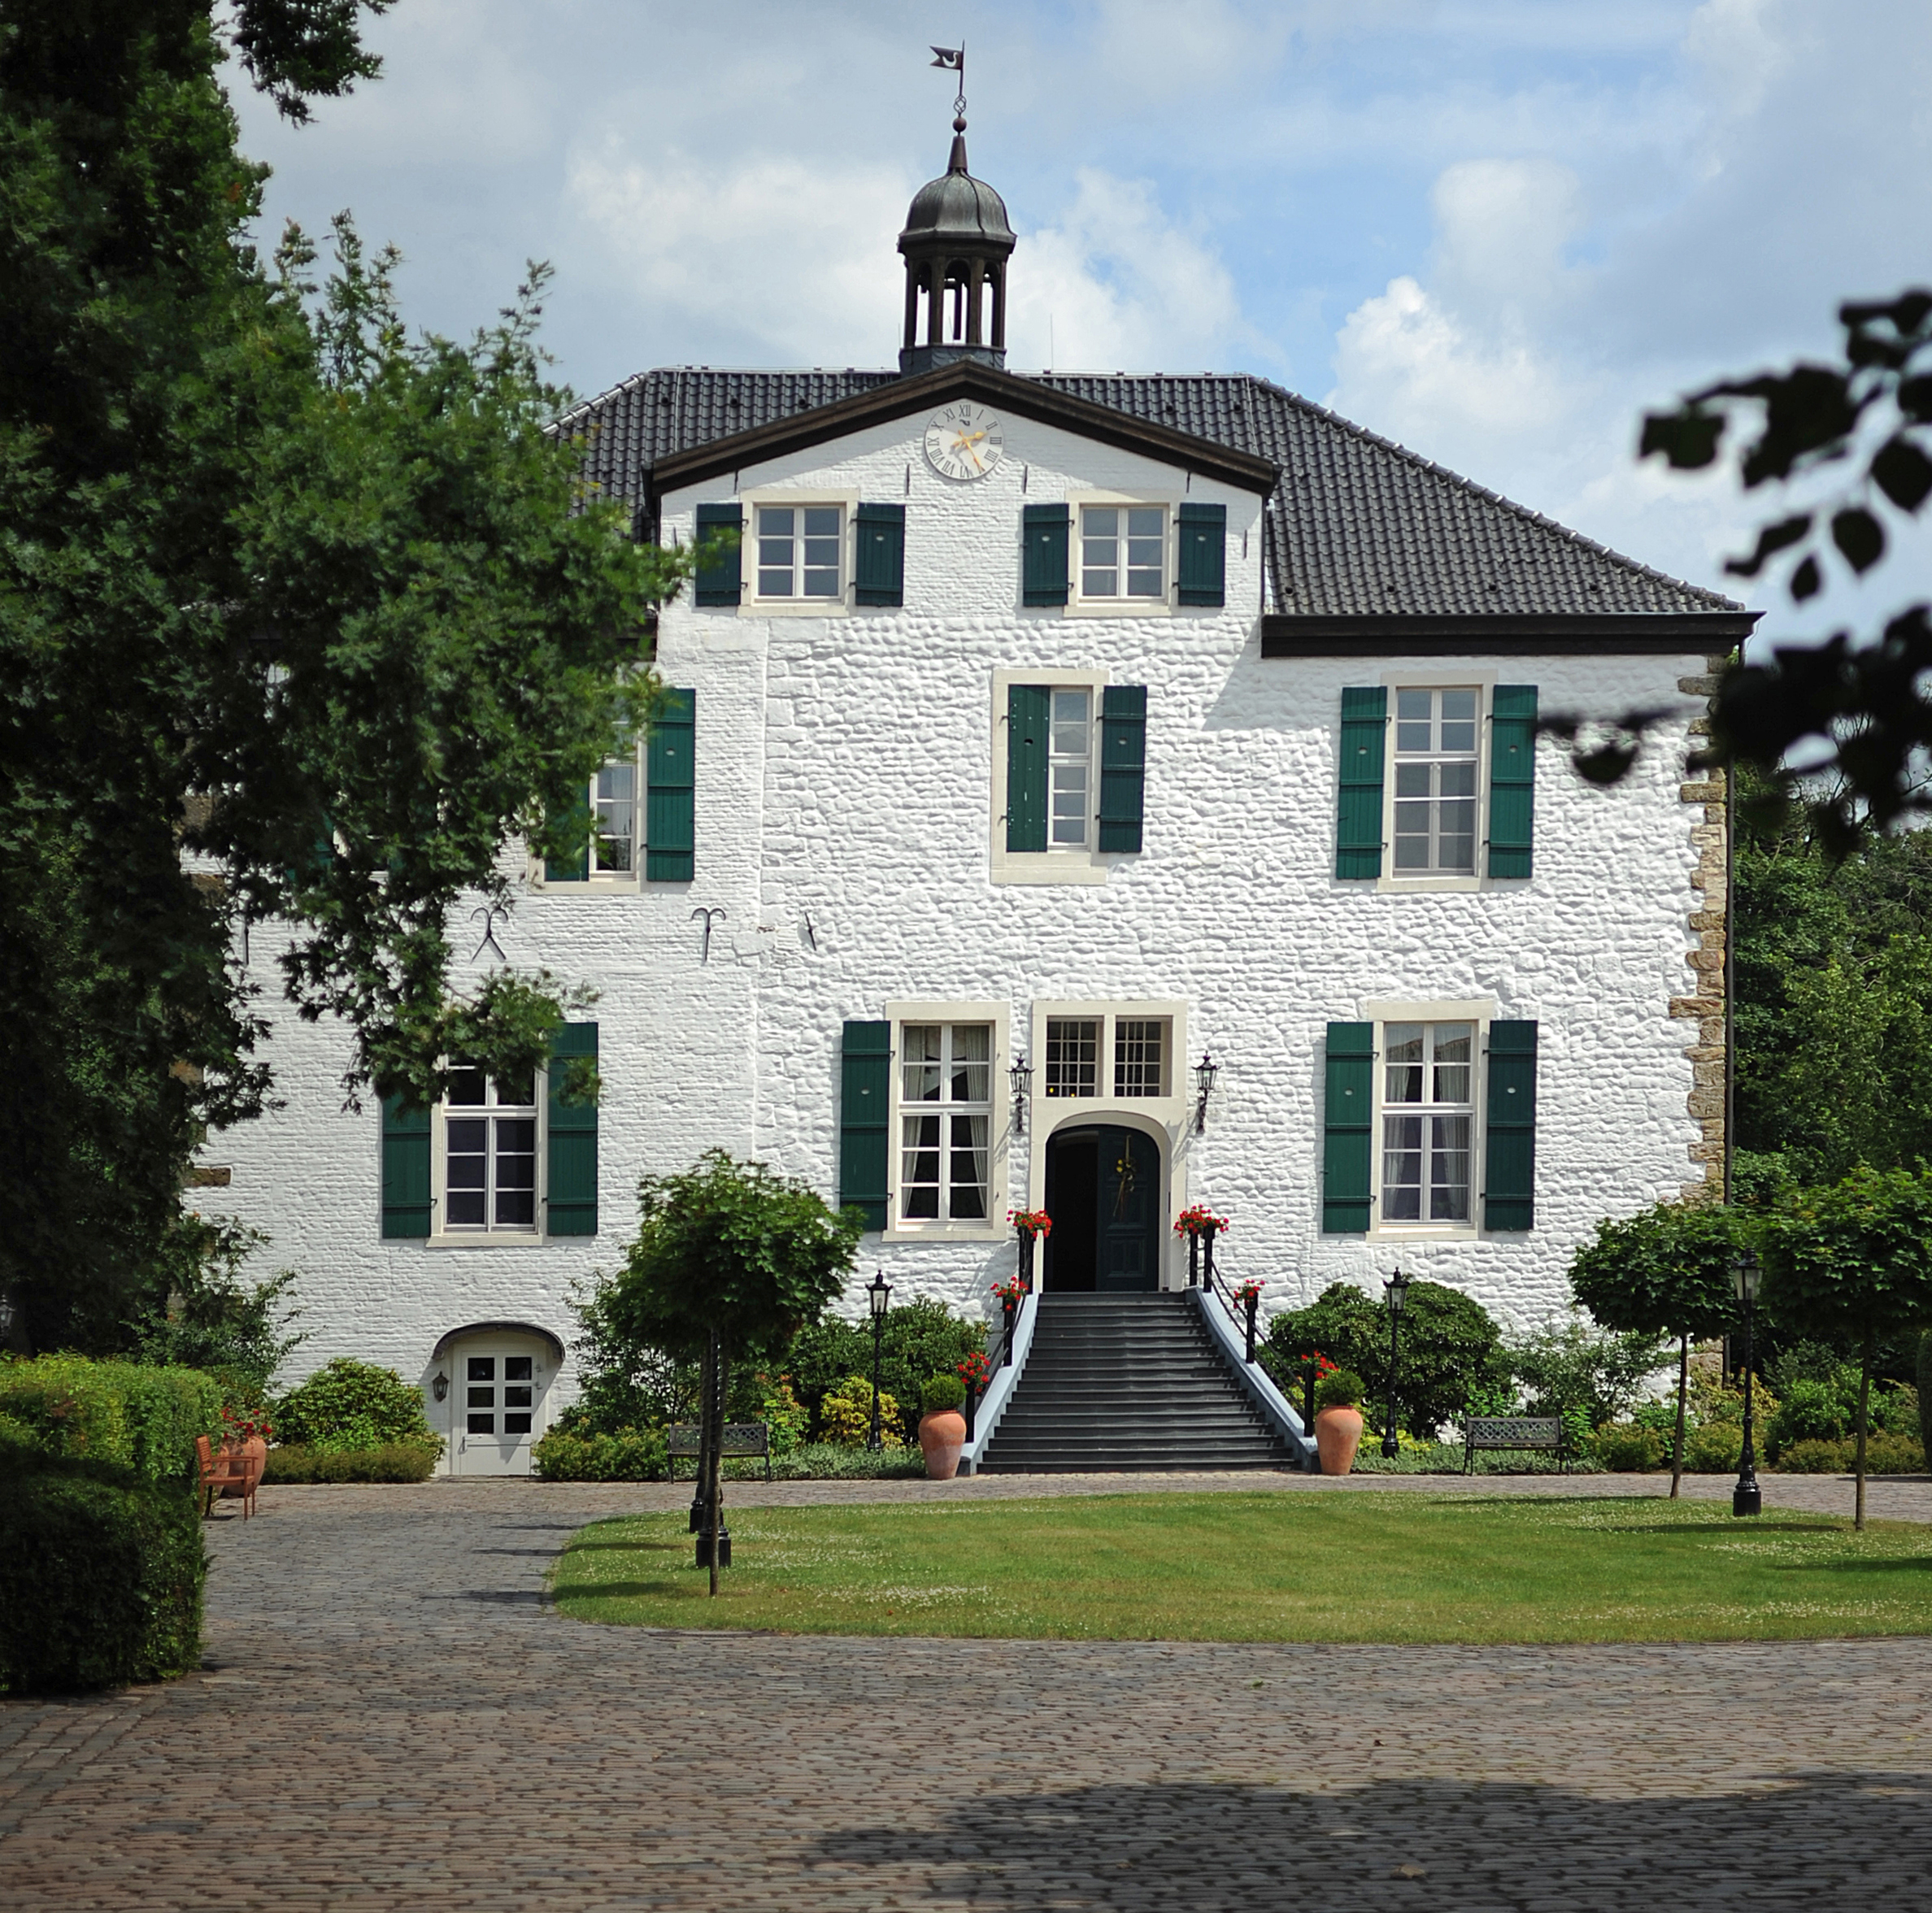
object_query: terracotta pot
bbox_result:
[918,1409,968,1481]
[1314,1406,1364,1476]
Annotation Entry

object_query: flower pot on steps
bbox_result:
[1314,1406,1364,1476]
[918,1409,968,1480]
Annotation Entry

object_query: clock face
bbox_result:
[924,402,1005,482]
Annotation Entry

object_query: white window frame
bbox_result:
[529,743,642,893]
[1376,670,1499,893]
[1064,493,1176,617]
[738,488,859,617]
[1360,998,1495,1240]
[429,1063,551,1249]
[989,667,1116,886]
[883,1002,1011,1240]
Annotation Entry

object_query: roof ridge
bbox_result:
[1235,371,1741,614]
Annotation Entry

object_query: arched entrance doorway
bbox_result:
[429,1321,564,1477]
[1042,1124,1161,1292]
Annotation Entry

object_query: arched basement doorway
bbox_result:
[1041,1124,1161,1292]
[429,1320,565,1477]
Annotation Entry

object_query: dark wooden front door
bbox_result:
[1042,1124,1161,1292]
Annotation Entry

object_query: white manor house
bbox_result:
[211,127,1753,1473]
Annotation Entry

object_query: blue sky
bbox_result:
[230,1,1932,637]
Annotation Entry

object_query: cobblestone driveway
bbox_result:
[4,1471,1931,1910]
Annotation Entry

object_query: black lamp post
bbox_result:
[866,1269,892,1451]
[1731,1247,1763,1517]
[1382,1268,1412,1459]
[1192,1053,1219,1135]
[1009,1054,1033,1136]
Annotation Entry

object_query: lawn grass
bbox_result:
[549,1491,1932,1644]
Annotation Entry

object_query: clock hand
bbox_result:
[951,429,989,448]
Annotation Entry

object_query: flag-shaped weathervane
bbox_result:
[930,46,964,72]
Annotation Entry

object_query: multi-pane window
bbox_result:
[590,761,634,875]
[1049,689,1092,848]
[1392,688,1480,874]
[445,1065,537,1233]
[899,1024,991,1222]
[1045,1017,1099,1098]
[1382,1023,1473,1223]
[1113,1020,1166,1097]
[465,1354,534,1437]
[1081,506,1164,598]
[756,504,841,599]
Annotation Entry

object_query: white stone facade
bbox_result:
[210,397,1713,1450]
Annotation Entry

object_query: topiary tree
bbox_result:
[1262,1280,1501,1441]
[1763,1166,1932,1528]
[610,1150,861,1592]
[1569,1200,1743,1498]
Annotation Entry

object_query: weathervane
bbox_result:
[931,42,965,127]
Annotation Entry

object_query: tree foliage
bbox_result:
[1761,1167,1932,1348]
[1,2,687,1346]
[1568,1202,1742,1342]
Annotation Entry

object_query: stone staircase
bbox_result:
[977,1292,1296,1472]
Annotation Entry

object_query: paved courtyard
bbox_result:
[4,1468,1932,1910]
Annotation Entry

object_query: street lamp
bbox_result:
[1192,1053,1219,1135]
[1009,1054,1033,1136]
[1730,1248,1763,1517]
[1382,1268,1412,1459]
[866,1269,893,1451]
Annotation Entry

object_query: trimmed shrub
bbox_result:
[1683,1422,1748,1472]
[272,1359,442,1458]
[1774,1432,1926,1474]
[533,1427,668,1482]
[1592,1423,1667,1472]
[1315,1368,1365,1411]
[262,1442,440,1484]
[920,1373,967,1413]
[1767,1378,1852,1457]
[788,1299,984,1443]
[0,1461,206,1693]
[0,1355,222,1485]
[819,1375,905,1447]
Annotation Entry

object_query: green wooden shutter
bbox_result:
[645,688,694,881]
[694,503,742,607]
[546,1021,598,1237]
[1006,684,1050,853]
[855,502,905,606]
[543,789,590,883]
[1097,685,1147,852]
[1322,1023,1375,1233]
[1488,685,1538,878]
[1483,1020,1537,1232]
[1335,686,1387,880]
[1176,502,1227,606]
[839,1020,890,1230]
[380,1094,431,1240]
[1022,503,1069,606]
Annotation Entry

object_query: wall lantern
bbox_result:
[431,1370,449,1403]
[1191,1053,1220,1135]
[1009,1055,1033,1134]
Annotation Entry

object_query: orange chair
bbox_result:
[195,1435,254,1519]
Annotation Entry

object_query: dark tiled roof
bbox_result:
[555,367,1738,617]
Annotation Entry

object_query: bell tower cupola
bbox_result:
[897,105,1016,376]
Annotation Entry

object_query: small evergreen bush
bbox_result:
[1592,1423,1667,1471]
[533,1427,668,1482]
[272,1359,442,1458]
[819,1374,906,1447]
[262,1442,439,1484]
[0,1459,206,1693]
[0,1355,222,1484]
[920,1373,966,1413]
[1774,1432,1926,1474]
[1314,1368,1364,1411]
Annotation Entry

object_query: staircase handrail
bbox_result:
[958,1285,1038,1474]
[1190,1271,1316,1466]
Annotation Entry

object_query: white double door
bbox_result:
[450,1333,552,1476]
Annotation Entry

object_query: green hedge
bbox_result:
[272,1359,442,1457]
[0,1461,207,1693]
[1774,1432,1926,1474]
[534,1427,667,1481]
[262,1441,440,1484]
[0,1355,222,1485]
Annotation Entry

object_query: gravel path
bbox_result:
[2,1467,1930,1910]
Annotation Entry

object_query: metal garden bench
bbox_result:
[667,1421,772,1481]
[1463,1415,1569,1473]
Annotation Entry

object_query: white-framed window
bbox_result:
[1044,1016,1100,1098]
[1081,504,1165,600]
[1379,1021,1474,1224]
[1048,689,1093,850]
[1391,688,1480,876]
[1113,1018,1168,1098]
[589,761,636,875]
[442,1063,539,1235]
[899,1023,992,1223]
[755,502,842,600]
[1035,1006,1181,1108]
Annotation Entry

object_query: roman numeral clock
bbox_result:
[924,402,1004,482]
